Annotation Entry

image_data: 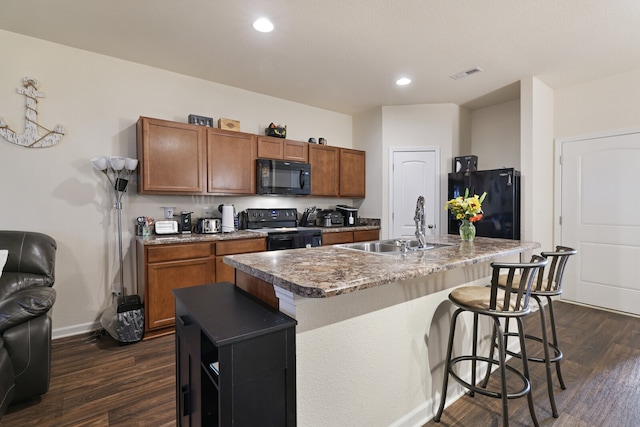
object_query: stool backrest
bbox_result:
[490,255,547,313]
[535,246,577,293]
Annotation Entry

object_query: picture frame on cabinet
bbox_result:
[188,114,214,127]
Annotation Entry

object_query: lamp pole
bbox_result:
[91,156,138,297]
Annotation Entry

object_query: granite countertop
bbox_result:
[136,225,380,245]
[136,230,267,245]
[224,235,540,298]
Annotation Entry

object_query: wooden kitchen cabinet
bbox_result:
[215,238,266,284]
[137,241,215,338]
[321,231,353,245]
[321,229,380,246]
[257,136,309,162]
[339,148,366,198]
[137,117,206,194]
[309,144,339,197]
[207,128,257,194]
[137,237,267,339]
[354,229,379,242]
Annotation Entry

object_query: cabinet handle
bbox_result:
[177,315,191,327]
[181,385,190,416]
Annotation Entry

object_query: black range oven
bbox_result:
[243,208,322,250]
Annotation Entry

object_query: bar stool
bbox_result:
[434,255,547,427]
[495,246,577,418]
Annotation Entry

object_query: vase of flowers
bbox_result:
[445,188,487,242]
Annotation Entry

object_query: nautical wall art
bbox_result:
[0,77,65,148]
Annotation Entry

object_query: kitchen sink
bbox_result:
[337,239,454,255]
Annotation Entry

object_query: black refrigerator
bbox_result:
[447,168,521,240]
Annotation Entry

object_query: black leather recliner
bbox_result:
[0,231,57,420]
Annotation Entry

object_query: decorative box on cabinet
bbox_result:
[137,117,206,194]
[173,282,296,427]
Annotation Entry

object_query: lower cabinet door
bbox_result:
[147,258,215,330]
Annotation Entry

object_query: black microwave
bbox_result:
[257,159,311,195]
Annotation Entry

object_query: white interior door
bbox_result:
[389,148,439,239]
[559,131,640,315]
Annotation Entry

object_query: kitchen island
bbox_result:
[225,236,539,426]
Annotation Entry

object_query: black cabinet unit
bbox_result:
[448,168,521,240]
[173,282,297,427]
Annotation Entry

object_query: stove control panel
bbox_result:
[244,208,299,228]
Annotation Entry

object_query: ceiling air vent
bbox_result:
[450,67,484,80]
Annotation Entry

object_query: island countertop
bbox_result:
[224,235,539,298]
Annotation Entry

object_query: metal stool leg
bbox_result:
[470,312,479,397]
[493,317,510,427]
[535,295,559,417]
[546,295,566,390]
[517,316,540,427]
[434,308,463,422]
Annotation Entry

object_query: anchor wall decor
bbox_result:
[0,77,65,148]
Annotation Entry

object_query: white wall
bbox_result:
[352,108,383,219]
[520,77,555,251]
[555,68,640,140]
[470,99,520,170]
[378,104,462,239]
[0,30,352,337]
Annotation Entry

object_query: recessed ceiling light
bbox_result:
[253,17,274,33]
[396,77,411,86]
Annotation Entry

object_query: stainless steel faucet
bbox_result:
[414,196,427,248]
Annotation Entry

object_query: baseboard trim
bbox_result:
[53,321,101,339]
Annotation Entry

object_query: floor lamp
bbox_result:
[91,155,144,342]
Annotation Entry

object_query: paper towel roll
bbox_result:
[221,205,235,232]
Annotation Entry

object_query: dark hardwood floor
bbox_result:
[2,301,639,426]
[2,332,176,426]
[423,301,640,427]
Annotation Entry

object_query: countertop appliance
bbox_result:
[257,159,311,195]
[219,204,236,233]
[179,211,192,234]
[196,218,221,234]
[335,205,358,227]
[315,210,344,227]
[154,220,179,235]
[243,208,322,250]
[448,168,521,240]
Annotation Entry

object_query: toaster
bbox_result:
[154,220,179,235]
[196,218,221,234]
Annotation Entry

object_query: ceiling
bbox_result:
[1,1,639,115]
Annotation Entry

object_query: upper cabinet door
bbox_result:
[309,145,339,197]
[283,139,308,162]
[257,135,284,159]
[137,117,206,194]
[257,136,309,162]
[339,148,366,198]
[207,128,257,194]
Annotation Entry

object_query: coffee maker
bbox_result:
[336,205,358,227]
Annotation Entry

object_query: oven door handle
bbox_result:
[270,235,295,242]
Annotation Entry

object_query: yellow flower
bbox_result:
[445,189,488,222]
